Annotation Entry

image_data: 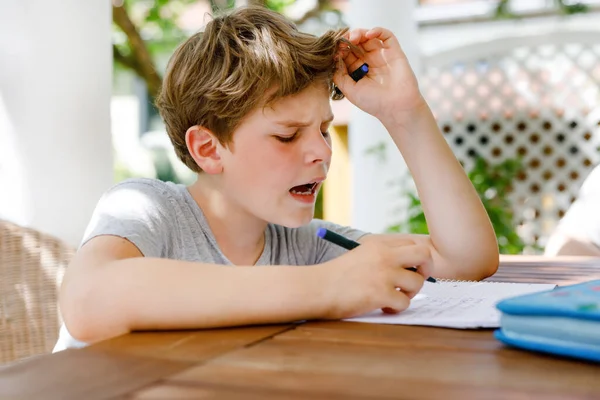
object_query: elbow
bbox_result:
[480,234,500,279]
[478,249,500,280]
[59,285,93,344]
[448,238,499,281]
[456,253,498,281]
[473,233,500,280]
[455,254,498,281]
[59,276,100,344]
[59,271,129,344]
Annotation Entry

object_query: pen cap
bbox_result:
[316,227,328,238]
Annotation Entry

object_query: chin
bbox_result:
[268,209,315,228]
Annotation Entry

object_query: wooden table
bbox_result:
[2,258,600,399]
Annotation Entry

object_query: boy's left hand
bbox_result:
[334,28,424,126]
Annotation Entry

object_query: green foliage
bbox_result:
[208,0,295,14]
[119,0,196,56]
[314,182,324,219]
[387,157,527,255]
[555,0,588,15]
[265,0,296,13]
[209,0,235,13]
[468,157,527,254]
[494,0,518,20]
[493,0,588,19]
[152,148,181,183]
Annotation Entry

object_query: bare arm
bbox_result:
[544,232,600,257]
[384,104,499,280]
[334,28,499,281]
[61,235,435,344]
[59,235,332,344]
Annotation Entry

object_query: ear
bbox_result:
[185,126,223,174]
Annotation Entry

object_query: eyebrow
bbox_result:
[275,114,335,128]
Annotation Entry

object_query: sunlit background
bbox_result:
[2,0,600,254]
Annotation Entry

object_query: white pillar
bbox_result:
[0,0,113,247]
[346,0,420,233]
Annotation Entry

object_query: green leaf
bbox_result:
[387,156,527,254]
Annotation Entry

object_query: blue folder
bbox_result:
[494,279,600,363]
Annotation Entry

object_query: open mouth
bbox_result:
[289,182,319,196]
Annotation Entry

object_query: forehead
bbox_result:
[262,84,332,120]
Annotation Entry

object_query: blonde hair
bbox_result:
[155,6,348,172]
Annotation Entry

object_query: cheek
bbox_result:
[229,143,296,189]
[250,140,298,166]
[261,147,297,186]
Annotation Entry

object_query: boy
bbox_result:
[55,6,498,351]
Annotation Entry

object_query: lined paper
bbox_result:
[346,281,556,329]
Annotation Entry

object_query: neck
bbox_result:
[187,174,267,265]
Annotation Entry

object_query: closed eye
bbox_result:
[275,130,329,143]
[275,133,298,143]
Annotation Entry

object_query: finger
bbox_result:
[348,28,370,45]
[391,268,425,298]
[365,27,403,52]
[337,39,363,68]
[393,244,432,268]
[409,260,435,282]
[384,289,411,313]
[333,56,357,97]
[341,50,360,70]
[361,37,384,53]
[381,237,417,248]
[361,234,417,248]
[401,243,435,280]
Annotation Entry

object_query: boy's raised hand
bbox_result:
[334,28,424,126]
[322,241,432,318]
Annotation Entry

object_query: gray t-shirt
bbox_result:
[54,178,368,351]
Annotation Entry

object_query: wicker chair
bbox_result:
[0,219,74,364]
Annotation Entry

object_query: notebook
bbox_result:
[345,280,557,329]
[494,279,600,362]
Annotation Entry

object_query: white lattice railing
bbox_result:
[421,31,600,251]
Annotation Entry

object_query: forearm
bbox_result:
[61,258,331,343]
[382,102,499,279]
[546,234,600,257]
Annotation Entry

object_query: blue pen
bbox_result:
[334,63,369,96]
[349,63,369,81]
[316,227,437,283]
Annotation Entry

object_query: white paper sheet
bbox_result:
[346,281,556,329]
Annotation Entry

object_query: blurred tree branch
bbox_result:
[113,0,338,99]
[112,45,139,74]
[113,2,162,97]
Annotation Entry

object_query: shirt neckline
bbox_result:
[178,183,272,266]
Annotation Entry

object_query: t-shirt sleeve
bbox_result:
[80,179,173,258]
[304,219,370,264]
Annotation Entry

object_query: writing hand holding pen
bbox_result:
[316,228,434,317]
[317,228,437,283]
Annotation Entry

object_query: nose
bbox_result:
[304,129,332,165]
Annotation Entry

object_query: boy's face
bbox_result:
[219,83,333,227]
